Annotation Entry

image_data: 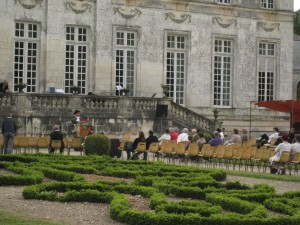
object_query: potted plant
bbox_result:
[14,82,27,93]
[121,87,131,96]
[161,83,169,97]
[212,108,220,120]
[70,85,80,94]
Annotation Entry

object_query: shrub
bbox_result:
[84,134,110,155]
[203,132,212,142]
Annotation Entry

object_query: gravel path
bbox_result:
[0,186,123,225]
[0,175,300,224]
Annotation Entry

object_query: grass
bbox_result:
[0,209,66,225]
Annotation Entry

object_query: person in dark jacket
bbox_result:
[49,125,64,153]
[145,130,158,160]
[1,113,17,154]
[128,131,146,160]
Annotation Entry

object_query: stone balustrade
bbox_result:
[0,93,217,136]
[170,101,215,132]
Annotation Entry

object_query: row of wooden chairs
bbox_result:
[117,138,300,175]
[0,136,83,155]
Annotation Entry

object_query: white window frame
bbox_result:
[65,26,89,95]
[165,32,188,106]
[14,22,40,93]
[215,0,231,5]
[115,30,137,96]
[213,38,234,107]
[260,0,275,9]
[257,41,277,102]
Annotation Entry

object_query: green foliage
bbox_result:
[295,10,300,35]
[1,154,300,225]
[203,132,212,142]
[84,134,110,155]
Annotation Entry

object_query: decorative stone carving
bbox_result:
[212,17,237,28]
[15,0,43,9]
[113,7,141,20]
[257,21,280,32]
[165,12,191,24]
[65,0,92,14]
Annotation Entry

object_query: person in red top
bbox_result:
[170,127,178,140]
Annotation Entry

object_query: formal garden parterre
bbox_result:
[0,154,300,225]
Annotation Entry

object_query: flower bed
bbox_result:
[0,154,300,225]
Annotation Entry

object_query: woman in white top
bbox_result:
[158,128,171,145]
[269,134,291,165]
[291,134,300,160]
[177,128,189,143]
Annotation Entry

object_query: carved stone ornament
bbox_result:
[65,0,92,14]
[113,7,141,20]
[212,17,237,28]
[257,21,280,32]
[165,12,191,24]
[15,0,43,9]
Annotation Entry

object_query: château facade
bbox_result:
[0,0,295,134]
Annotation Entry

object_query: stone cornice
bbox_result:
[15,0,43,9]
[113,7,142,20]
[257,21,280,32]
[165,12,191,24]
[65,0,93,14]
[212,17,237,28]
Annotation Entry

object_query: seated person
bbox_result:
[291,134,300,160]
[241,128,248,143]
[127,131,146,160]
[190,129,199,143]
[257,127,279,147]
[158,128,171,145]
[224,129,241,146]
[269,134,291,174]
[49,125,64,153]
[196,132,206,149]
[208,131,222,146]
[177,128,189,143]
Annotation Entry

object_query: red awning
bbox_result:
[255,100,300,123]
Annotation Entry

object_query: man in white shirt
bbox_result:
[158,128,171,145]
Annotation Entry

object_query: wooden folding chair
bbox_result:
[17,136,29,154]
[186,143,199,166]
[49,140,63,153]
[147,142,159,161]
[67,138,83,155]
[172,142,187,164]
[36,137,50,153]
[27,137,38,153]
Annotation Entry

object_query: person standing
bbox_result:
[49,125,64,153]
[72,110,81,125]
[1,113,17,154]
[0,80,9,94]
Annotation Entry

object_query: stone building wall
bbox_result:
[0,0,295,134]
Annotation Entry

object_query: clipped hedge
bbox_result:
[84,134,110,155]
[1,154,300,225]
